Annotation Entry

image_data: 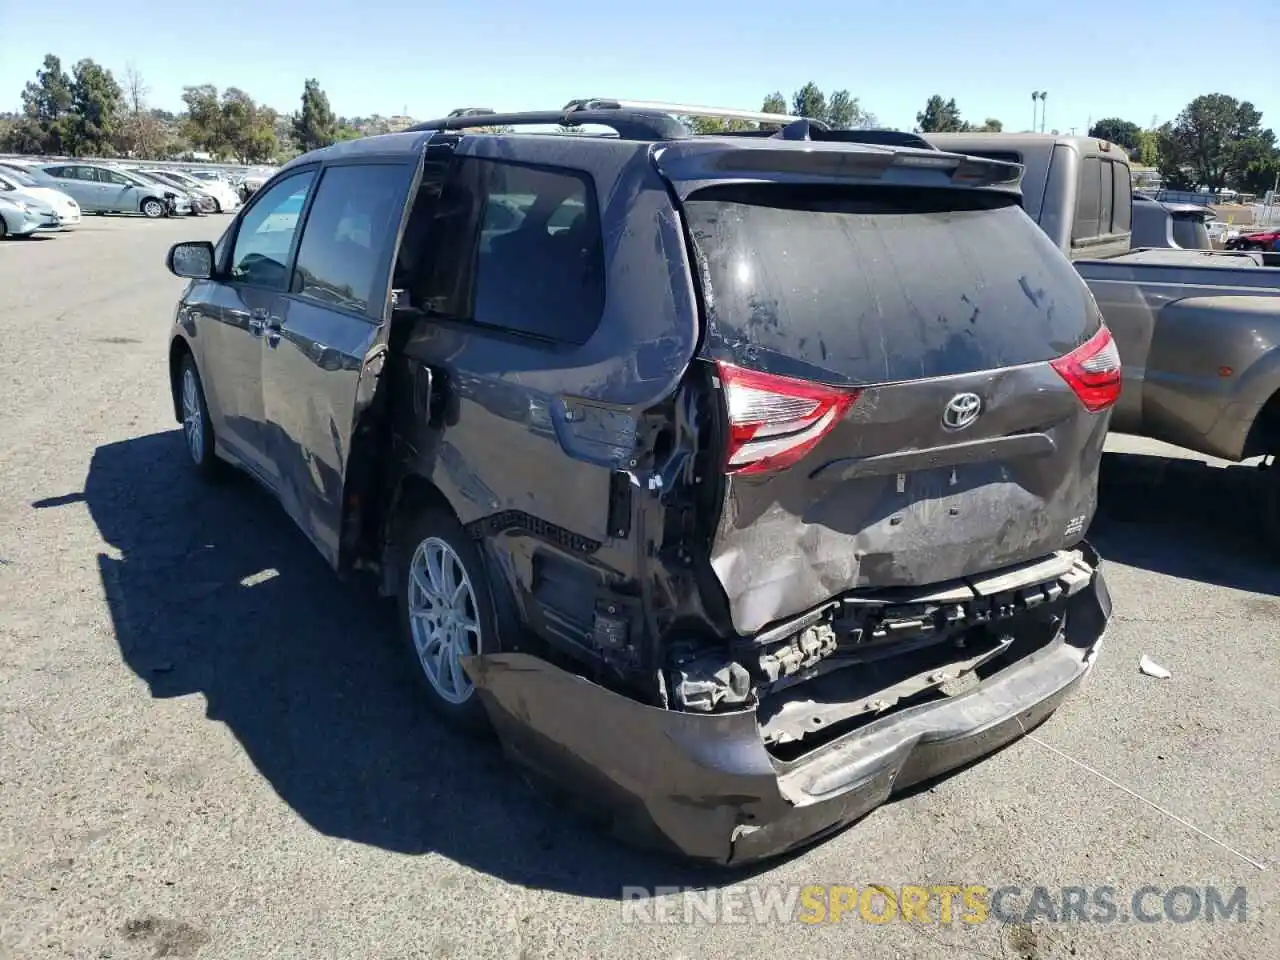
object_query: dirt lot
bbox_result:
[0,217,1276,959]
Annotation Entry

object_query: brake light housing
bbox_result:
[714,361,860,475]
[1051,326,1122,413]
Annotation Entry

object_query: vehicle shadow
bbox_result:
[67,429,765,898]
[1091,451,1280,594]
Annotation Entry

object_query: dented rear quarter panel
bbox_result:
[389,135,705,662]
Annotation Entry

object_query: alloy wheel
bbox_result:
[181,366,204,464]
[407,536,481,703]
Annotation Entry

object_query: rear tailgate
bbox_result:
[655,141,1118,636]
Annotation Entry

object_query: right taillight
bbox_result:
[715,360,860,475]
[1051,326,1122,413]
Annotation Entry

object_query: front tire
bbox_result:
[396,506,498,733]
[178,354,220,480]
[141,197,165,219]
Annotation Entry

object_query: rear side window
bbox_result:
[1172,216,1210,249]
[291,164,405,315]
[1073,157,1103,241]
[1112,163,1132,233]
[470,160,604,345]
[684,184,1096,386]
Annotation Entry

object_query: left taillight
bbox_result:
[1051,325,1122,413]
[714,360,860,475]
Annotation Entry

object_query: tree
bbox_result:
[292,78,337,152]
[916,95,966,133]
[221,88,277,163]
[1158,93,1276,192]
[825,89,876,129]
[681,116,753,134]
[182,84,224,154]
[791,82,827,122]
[1088,117,1142,152]
[11,54,74,154]
[758,86,876,130]
[1134,129,1160,167]
[974,118,1003,133]
[114,64,164,159]
[67,58,122,156]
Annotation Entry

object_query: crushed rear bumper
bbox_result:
[462,542,1111,866]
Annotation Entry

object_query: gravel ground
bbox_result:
[0,217,1276,960]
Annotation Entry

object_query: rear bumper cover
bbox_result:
[462,543,1111,866]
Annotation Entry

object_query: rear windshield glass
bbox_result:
[684,185,1097,386]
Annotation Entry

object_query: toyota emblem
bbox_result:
[941,392,983,430]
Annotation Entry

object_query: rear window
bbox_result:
[684,184,1096,386]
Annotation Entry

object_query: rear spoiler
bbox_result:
[651,136,1025,197]
[702,122,938,152]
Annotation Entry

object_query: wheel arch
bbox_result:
[372,470,526,644]
[1243,386,1280,459]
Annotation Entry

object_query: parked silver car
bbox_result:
[0,193,61,238]
[34,162,190,217]
[0,166,80,227]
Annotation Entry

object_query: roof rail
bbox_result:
[564,97,819,130]
[407,106,689,141]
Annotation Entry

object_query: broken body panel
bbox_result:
[172,124,1116,863]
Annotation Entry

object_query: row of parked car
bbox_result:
[0,157,275,238]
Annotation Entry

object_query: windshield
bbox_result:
[1,168,38,187]
[684,183,1097,385]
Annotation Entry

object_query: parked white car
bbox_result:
[0,166,81,227]
[142,168,240,213]
[183,170,243,212]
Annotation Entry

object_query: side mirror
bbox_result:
[167,240,215,280]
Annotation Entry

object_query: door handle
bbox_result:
[263,316,283,347]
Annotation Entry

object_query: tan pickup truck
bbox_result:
[925,133,1280,529]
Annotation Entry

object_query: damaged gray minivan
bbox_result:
[164,100,1116,866]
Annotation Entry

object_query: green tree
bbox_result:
[1088,117,1142,152]
[1135,130,1160,167]
[12,54,74,154]
[1158,93,1275,192]
[761,91,787,115]
[221,89,278,163]
[67,58,122,156]
[825,89,876,129]
[681,115,754,134]
[915,95,966,133]
[791,82,827,122]
[292,78,337,153]
[181,84,225,155]
[758,86,876,129]
[974,118,1003,132]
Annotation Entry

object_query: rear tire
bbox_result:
[141,197,165,219]
[0,218,8,239]
[178,354,221,480]
[395,506,499,734]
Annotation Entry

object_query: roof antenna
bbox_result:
[772,118,816,141]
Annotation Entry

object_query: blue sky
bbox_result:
[3,0,1278,138]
